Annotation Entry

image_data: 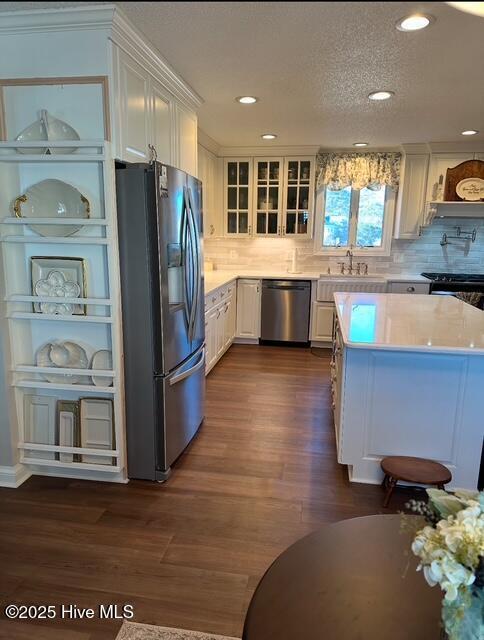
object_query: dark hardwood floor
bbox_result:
[0,345,419,639]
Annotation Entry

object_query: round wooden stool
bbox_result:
[380,456,452,508]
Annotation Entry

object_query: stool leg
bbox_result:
[383,477,397,508]
[381,474,389,488]
[437,484,445,491]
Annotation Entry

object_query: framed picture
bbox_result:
[79,398,115,466]
[57,400,80,462]
[23,394,57,460]
[31,256,87,315]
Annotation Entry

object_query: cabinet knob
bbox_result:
[407,286,416,293]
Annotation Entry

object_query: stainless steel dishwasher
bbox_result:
[260,280,311,343]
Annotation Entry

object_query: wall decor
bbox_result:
[13,178,90,237]
[36,341,89,384]
[31,256,86,314]
[79,398,115,465]
[455,177,484,201]
[15,108,80,155]
[23,394,56,459]
[90,350,113,387]
[444,159,484,201]
[57,400,80,463]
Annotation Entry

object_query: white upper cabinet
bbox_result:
[117,50,151,162]
[151,80,173,165]
[394,154,429,239]
[282,157,314,238]
[113,46,198,171]
[223,156,315,238]
[254,158,283,236]
[198,144,222,238]
[176,104,198,177]
[224,159,253,236]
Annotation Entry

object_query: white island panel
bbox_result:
[332,293,484,490]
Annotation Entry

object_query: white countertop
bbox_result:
[334,292,484,355]
[204,270,428,295]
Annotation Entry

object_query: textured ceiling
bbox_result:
[1,1,484,148]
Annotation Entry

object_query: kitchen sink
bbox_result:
[319,274,387,283]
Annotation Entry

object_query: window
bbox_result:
[317,185,394,254]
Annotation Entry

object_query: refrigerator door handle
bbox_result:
[169,347,205,386]
[187,187,201,341]
[181,188,193,332]
[186,187,199,342]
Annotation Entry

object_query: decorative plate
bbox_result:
[31,257,86,315]
[13,178,90,236]
[15,109,80,155]
[34,270,81,315]
[36,341,89,384]
[455,177,484,201]
[90,350,113,387]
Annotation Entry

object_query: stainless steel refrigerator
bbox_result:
[116,162,205,481]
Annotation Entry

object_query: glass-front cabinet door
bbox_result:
[224,159,252,236]
[254,158,283,236]
[282,157,315,237]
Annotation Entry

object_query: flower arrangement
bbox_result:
[407,489,484,640]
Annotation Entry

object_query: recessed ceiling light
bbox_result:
[461,129,479,135]
[353,142,368,147]
[446,2,484,17]
[396,14,434,31]
[261,133,277,140]
[368,91,394,101]
[236,96,258,104]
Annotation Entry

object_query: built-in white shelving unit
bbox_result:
[0,133,126,482]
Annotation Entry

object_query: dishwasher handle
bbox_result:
[264,284,307,291]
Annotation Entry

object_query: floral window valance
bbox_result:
[316,152,401,191]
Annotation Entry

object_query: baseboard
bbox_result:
[28,466,128,484]
[0,463,31,488]
[233,337,259,344]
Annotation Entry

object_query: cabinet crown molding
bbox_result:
[219,145,319,158]
[0,3,203,112]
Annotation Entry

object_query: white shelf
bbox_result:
[20,456,121,473]
[0,235,108,244]
[8,312,112,323]
[14,365,114,377]
[428,200,484,206]
[0,154,105,163]
[18,442,118,456]
[1,217,108,226]
[13,380,116,393]
[6,295,112,306]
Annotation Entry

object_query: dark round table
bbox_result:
[243,515,442,640]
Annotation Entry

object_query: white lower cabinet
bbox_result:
[205,284,237,374]
[311,302,334,342]
[236,279,261,339]
[388,281,430,294]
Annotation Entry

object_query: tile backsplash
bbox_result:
[205,217,484,275]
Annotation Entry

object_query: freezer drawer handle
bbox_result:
[169,348,205,386]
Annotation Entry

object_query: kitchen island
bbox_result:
[332,293,484,490]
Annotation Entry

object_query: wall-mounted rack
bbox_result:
[440,226,477,247]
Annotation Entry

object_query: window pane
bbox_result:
[257,212,266,234]
[287,186,297,210]
[300,161,310,182]
[269,162,279,181]
[239,187,248,210]
[227,211,237,233]
[356,187,385,247]
[298,186,309,209]
[287,161,298,181]
[268,212,278,234]
[258,162,268,181]
[239,211,248,233]
[297,212,308,234]
[227,162,237,185]
[269,186,278,209]
[228,187,237,210]
[257,187,267,210]
[286,212,296,234]
[239,163,249,185]
[323,187,351,247]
